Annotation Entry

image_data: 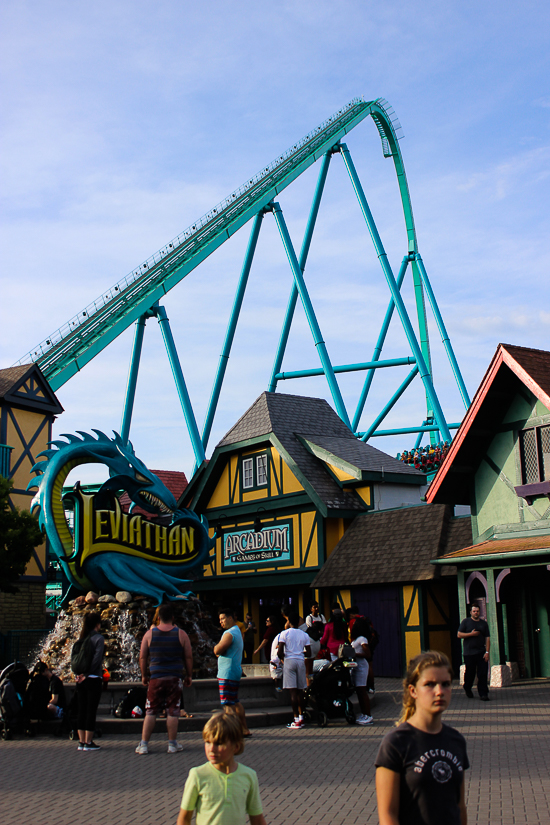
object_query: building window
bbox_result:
[256,455,268,486]
[242,458,254,489]
[519,425,550,484]
[241,453,268,490]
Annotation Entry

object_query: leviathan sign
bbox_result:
[28,430,214,604]
[222,521,293,570]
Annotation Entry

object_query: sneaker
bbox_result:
[356,715,374,725]
[167,741,183,753]
[77,743,85,751]
[463,686,474,698]
[135,742,149,755]
[84,741,101,751]
[286,720,303,729]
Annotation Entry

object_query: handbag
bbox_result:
[338,643,355,660]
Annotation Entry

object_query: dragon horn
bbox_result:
[91,429,111,442]
[58,433,84,444]
[29,460,49,476]
[35,449,59,461]
[48,439,71,450]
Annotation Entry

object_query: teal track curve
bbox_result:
[15,98,414,391]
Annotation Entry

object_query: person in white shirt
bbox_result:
[277,613,311,729]
[350,617,373,725]
[305,602,326,628]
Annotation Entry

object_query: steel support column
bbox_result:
[352,254,410,431]
[201,211,264,451]
[268,150,333,393]
[339,143,451,442]
[415,254,471,409]
[120,311,151,444]
[270,201,351,429]
[155,305,206,467]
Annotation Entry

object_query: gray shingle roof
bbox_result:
[0,365,32,399]
[311,504,472,587]
[218,392,424,513]
[0,363,64,414]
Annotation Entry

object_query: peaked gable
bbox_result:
[190,392,424,515]
[427,344,550,505]
[0,364,64,415]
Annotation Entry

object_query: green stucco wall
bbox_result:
[473,391,550,541]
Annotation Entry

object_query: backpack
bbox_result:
[70,635,95,675]
[115,686,148,719]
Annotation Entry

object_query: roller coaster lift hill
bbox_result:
[14,98,470,475]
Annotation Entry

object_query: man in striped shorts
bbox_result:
[214,608,251,736]
[135,604,193,754]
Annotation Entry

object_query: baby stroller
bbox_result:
[303,655,357,727]
[0,662,30,740]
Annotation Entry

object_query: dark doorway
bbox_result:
[354,585,402,677]
[499,566,550,678]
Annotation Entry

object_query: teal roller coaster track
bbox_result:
[15,97,470,473]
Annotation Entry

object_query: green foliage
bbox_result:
[0,476,45,593]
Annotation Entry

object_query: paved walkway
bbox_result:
[1,678,549,824]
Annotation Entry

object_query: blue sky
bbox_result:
[1,1,549,482]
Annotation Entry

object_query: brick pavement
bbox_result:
[1,678,549,825]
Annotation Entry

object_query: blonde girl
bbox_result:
[375,651,468,825]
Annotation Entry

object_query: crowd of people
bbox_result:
[397,441,450,473]
[16,600,473,824]
[252,602,379,728]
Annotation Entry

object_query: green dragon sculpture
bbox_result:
[28,430,213,605]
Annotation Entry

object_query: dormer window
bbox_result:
[519,425,550,484]
[256,454,268,486]
[242,453,268,490]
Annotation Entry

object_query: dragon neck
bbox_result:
[49,457,80,558]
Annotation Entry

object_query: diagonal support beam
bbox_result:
[338,143,451,442]
[201,211,264,451]
[269,201,351,429]
[415,254,471,409]
[120,308,156,444]
[154,305,206,467]
[268,150,333,393]
[360,366,419,441]
[352,254,410,431]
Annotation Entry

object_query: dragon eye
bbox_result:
[134,471,150,484]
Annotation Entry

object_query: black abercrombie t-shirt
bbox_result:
[375,722,469,825]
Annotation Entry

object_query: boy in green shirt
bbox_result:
[177,710,267,825]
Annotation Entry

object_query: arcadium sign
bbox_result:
[222,521,293,570]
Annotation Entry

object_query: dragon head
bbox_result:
[97,432,178,515]
[28,429,178,525]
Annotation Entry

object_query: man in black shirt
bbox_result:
[48,670,66,718]
[457,605,490,700]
